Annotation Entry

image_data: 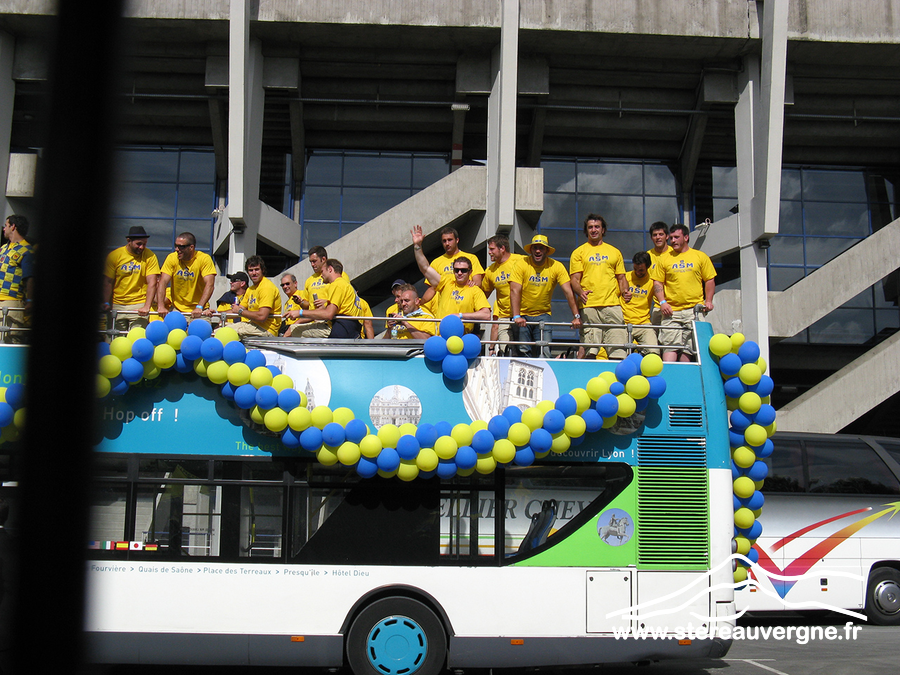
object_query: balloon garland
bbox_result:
[708,332,775,584]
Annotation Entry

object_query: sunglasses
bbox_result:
[453,268,470,274]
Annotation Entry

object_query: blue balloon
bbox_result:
[738,341,761,364]
[718,353,742,376]
[299,426,323,452]
[121,357,145,383]
[187,319,213,340]
[281,427,302,449]
[277,388,302,412]
[4,383,25,409]
[729,429,746,448]
[596,393,619,419]
[730,409,753,431]
[514,446,536,466]
[0,402,13,428]
[163,311,188,332]
[220,382,236,400]
[97,342,111,358]
[471,429,495,454]
[376,447,400,472]
[144,320,170,346]
[634,397,650,412]
[131,338,155,363]
[647,376,667,399]
[743,490,765,511]
[455,445,477,469]
[434,420,453,438]
[756,438,775,458]
[614,358,639,383]
[436,458,459,479]
[733,494,742,511]
[244,350,267,370]
[267,365,281,377]
[439,314,465,338]
[345,419,368,444]
[723,376,746,399]
[234,384,258,410]
[555,394,577,417]
[746,520,763,540]
[179,335,203,361]
[542,409,565,434]
[748,460,769,482]
[322,422,346,447]
[746,546,760,564]
[222,340,247,365]
[356,455,379,478]
[487,415,510,440]
[442,353,469,381]
[415,423,438,448]
[609,381,625,396]
[731,460,741,479]
[751,374,775,398]
[174,353,194,373]
[502,405,523,424]
[755,404,777,427]
[461,333,482,359]
[582,408,603,433]
[396,434,421,460]
[200,337,224,363]
[110,376,130,396]
[423,335,449,362]
[255,385,278,410]
[529,428,553,453]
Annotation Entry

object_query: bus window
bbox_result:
[805,437,900,495]
[441,484,496,560]
[767,436,804,492]
[136,482,222,557]
[875,440,900,470]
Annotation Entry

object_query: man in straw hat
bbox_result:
[509,233,582,358]
[102,225,160,333]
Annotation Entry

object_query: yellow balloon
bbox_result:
[536,399,555,413]
[153,344,177,370]
[206,360,230,384]
[550,431,571,454]
[564,414,586,438]
[640,353,664,377]
[434,435,458,459]
[249,366,273,388]
[744,424,767,448]
[764,421,777,437]
[109,336,133,360]
[726,396,739,411]
[753,479,765,491]
[733,567,748,583]
[287,406,312,432]
[599,371,618,386]
[360,434,383,458]
[451,423,474,448]
[709,333,732,358]
[446,335,464,354]
[734,535,752,555]
[625,375,650,400]
[470,419,488,433]
[227,362,252,387]
[317,446,339,466]
[377,423,401,448]
[166,328,187,350]
[334,407,356,426]
[492,439,516,463]
[249,405,265,425]
[734,507,755,530]
[13,408,25,430]
[521,407,545,430]
[127,326,146,342]
[271,374,294,392]
[616,394,636,418]
[397,460,420,482]
[756,356,767,374]
[377,468,398,479]
[570,388,591,414]
[99,354,123,378]
[416,447,439,472]
[143,361,161,380]
[337,441,361,466]
[507,422,531,447]
[586,376,610,400]
[738,392,761,414]
[193,358,210,378]
[96,375,111,398]
[457,466,476,477]
[311,406,334,429]
[739,363,762,385]
[398,422,417,437]
[733,476,755,499]
[264,407,288,432]
[299,391,308,408]
[732,445,757,468]
[602,416,617,429]
[730,332,745,353]
[216,326,240,345]
[476,453,497,474]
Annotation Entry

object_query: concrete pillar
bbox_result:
[483,0,518,242]
[227,0,264,271]
[0,31,16,222]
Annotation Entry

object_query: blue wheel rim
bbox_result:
[365,614,428,675]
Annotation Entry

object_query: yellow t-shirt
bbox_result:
[324,277,363,318]
[650,248,716,312]
[511,257,570,316]
[304,270,349,306]
[240,276,283,336]
[282,292,302,327]
[648,246,673,274]
[481,253,525,319]
[357,297,374,338]
[394,307,437,339]
[434,276,490,333]
[569,241,625,307]
[621,270,655,325]
[427,250,484,285]
[104,246,160,305]
[161,251,216,312]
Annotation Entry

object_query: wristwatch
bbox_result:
[237,307,244,316]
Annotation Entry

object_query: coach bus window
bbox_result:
[805,438,900,495]
[136,483,222,556]
[89,485,128,546]
[441,486,496,560]
[766,437,804,492]
[239,486,283,557]
[876,440,900,470]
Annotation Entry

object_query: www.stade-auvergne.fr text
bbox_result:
[613,622,862,644]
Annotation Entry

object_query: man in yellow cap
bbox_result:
[509,234,582,358]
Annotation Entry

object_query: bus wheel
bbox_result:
[347,597,447,675]
[866,568,900,625]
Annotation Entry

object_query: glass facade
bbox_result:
[300,150,450,254]
[109,147,218,257]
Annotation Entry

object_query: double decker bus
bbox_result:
[0,320,741,672]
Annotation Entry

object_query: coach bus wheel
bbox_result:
[347,597,447,675]
[865,568,900,626]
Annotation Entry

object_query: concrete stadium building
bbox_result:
[1,1,898,434]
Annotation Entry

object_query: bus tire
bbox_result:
[865,567,900,626]
[346,597,447,675]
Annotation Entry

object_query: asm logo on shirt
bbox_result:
[119,262,142,273]
[248,297,258,309]
[495,271,512,282]
[631,286,649,297]
[176,269,196,280]
[451,289,465,302]
[587,254,610,264]
[673,260,695,270]
[528,274,549,284]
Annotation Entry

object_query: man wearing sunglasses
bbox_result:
[157,232,216,320]
[411,225,490,333]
